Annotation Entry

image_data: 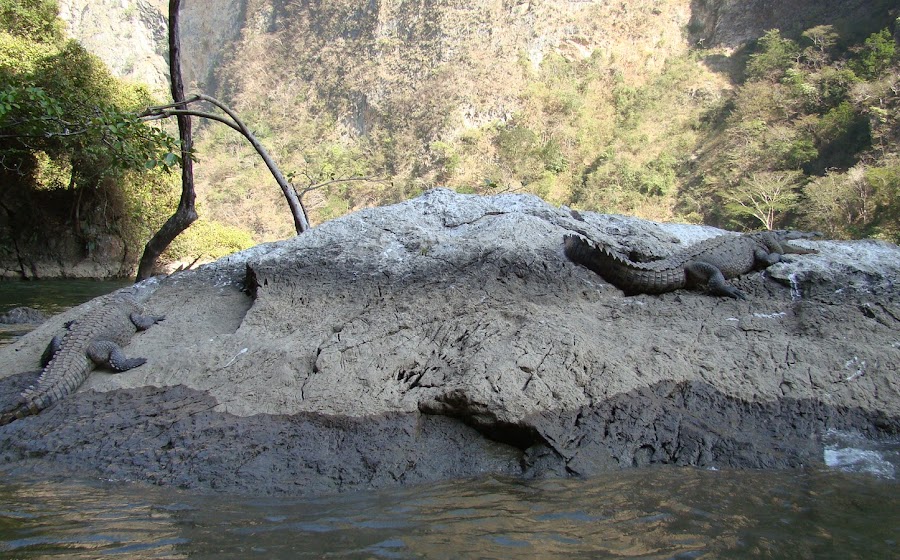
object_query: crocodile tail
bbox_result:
[563,235,685,294]
[0,400,35,426]
[563,234,643,292]
[563,235,631,278]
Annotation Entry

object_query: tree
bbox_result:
[801,25,838,68]
[134,0,195,281]
[139,93,310,235]
[0,0,183,278]
[746,29,800,80]
[0,3,180,181]
[0,0,61,43]
[853,28,896,79]
[135,1,338,279]
[724,171,802,230]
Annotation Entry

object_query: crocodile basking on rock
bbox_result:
[563,230,820,299]
[0,291,163,425]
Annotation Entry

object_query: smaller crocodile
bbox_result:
[563,230,819,299]
[0,291,163,425]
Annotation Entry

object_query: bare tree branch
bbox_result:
[140,109,243,134]
[138,93,311,233]
[195,93,310,233]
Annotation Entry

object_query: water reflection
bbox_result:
[0,279,132,316]
[1,467,896,558]
[0,478,187,558]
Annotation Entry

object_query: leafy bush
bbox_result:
[0,0,61,43]
[162,219,255,262]
[813,67,859,109]
[853,28,896,78]
[746,29,800,80]
[0,0,184,273]
[802,162,899,242]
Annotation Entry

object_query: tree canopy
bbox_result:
[0,0,180,185]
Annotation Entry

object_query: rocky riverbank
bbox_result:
[0,189,898,495]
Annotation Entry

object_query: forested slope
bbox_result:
[191,0,898,242]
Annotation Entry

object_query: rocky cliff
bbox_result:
[59,0,896,97]
[0,190,897,495]
[58,0,246,94]
[688,0,898,47]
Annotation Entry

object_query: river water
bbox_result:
[0,281,898,558]
[0,465,897,559]
[0,279,131,344]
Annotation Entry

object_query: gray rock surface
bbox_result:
[0,307,47,325]
[1,189,898,495]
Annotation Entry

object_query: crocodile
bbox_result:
[563,230,819,299]
[0,291,163,425]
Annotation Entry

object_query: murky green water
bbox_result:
[0,281,897,558]
[0,279,131,344]
[0,279,132,316]
[0,467,897,559]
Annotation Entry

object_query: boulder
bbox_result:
[0,307,47,325]
[0,189,898,495]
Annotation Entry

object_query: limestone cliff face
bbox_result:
[687,0,897,47]
[57,0,170,93]
[58,0,246,94]
[211,0,694,136]
[57,0,895,140]
[59,0,894,96]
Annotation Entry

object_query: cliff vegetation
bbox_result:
[0,0,254,277]
[193,0,899,244]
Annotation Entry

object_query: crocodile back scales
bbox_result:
[19,295,142,413]
[565,234,764,295]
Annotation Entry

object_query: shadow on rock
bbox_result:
[0,378,896,496]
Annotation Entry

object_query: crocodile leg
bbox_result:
[40,335,63,368]
[86,340,147,372]
[39,320,78,367]
[130,312,165,331]
[686,261,747,299]
[754,248,782,266]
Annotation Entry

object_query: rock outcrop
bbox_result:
[0,189,898,495]
[0,307,47,325]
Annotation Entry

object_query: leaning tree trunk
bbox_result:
[190,94,310,233]
[135,0,197,282]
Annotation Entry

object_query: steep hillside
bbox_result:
[56,0,899,247]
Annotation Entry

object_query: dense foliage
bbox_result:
[0,0,254,271]
[687,25,899,241]
[0,0,184,264]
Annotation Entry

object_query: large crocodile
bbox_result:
[563,230,819,299]
[0,291,163,425]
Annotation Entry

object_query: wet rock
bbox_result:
[0,189,898,495]
[0,307,47,325]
